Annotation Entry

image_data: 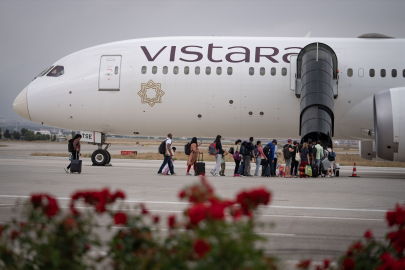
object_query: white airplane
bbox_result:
[12,34,405,166]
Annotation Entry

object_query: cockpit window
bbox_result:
[47,66,64,77]
[37,66,54,77]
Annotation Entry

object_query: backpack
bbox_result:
[240,141,249,156]
[228,147,234,155]
[68,139,74,152]
[184,142,191,155]
[328,150,336,161]
[158,140,167,154]
[263,145,271,157]
[254,146,258,158]
[283,144,292,160]
[208,142,217,155]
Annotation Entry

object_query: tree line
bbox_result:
[0,128,57,141]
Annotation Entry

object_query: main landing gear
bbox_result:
[91,143,112,166]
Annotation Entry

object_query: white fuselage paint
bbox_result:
[25,37,405,140]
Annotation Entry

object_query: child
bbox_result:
[163,147,176,175]
[219,150,228,176]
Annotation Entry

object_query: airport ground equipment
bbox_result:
[80,131,111,166]
[295,43,338,145]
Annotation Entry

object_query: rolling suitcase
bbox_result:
[70,152,82,174]
[311,164,319,178]
[321,158,331,170]
[196,153,205,176]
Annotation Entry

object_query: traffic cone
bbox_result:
[349,162,359,177]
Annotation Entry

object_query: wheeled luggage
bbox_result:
[311,164,319,178]
[196,153,205,176]
[70,159,82,174]
[264,162,271,177]
[321,158,331,170]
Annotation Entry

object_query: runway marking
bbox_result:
[0,195,388,213]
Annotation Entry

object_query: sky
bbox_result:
[1,0,404,122]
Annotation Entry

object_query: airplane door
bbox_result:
[290,55,297,90]
[99,55,122,90]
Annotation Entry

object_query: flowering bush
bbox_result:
[0,177,277,270]
[297,204,405,270]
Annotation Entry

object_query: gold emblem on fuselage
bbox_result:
[137,80,165,107]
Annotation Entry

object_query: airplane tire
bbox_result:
[91,149,108,166]
[106,151,111,164]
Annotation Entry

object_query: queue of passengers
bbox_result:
[157,134,336,178]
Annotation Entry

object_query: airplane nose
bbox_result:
[13,86,31,121]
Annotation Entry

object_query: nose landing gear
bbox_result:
[91,143,112,166]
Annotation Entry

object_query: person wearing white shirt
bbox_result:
[157,133,176,175]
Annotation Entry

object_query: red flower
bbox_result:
[297,259,311,269]
[377,253,405,270]
[346,241,363,256]
[114,212,127,225]
[386,204,405,227]
[188,204,207,225]
[84,243,90,251]
[342,258,355,270]
[193,239,211,258]
[30,194,59,217]
[45,196,59,217]
[236,187,271,215]
[153,216,160,224]
[10,230,20,240]
[63,217,78,230]
[324,259,331,268]
[140,203,149,215]
[168,215,176,228]
[387,228,405,254]
[70,188,125,215]
[179,176,215,203]
[19,222,25,227]
[364,229,373,239]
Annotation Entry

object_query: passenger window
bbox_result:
[392,69,397,78]
[173,66,179,75]
[115,66,119,74]
[152,66,157,74]
[271,67,276,76]
[184,66,189,75]
[347,68,353,77]
[141,66,147,74]
[227,67,232,75]
[381,69,386,77]
[403,69,405,78]
[216,67,222,75]
[282,67,287,76]
[249,67,254,75]
[260,67,265,76]
[206,67,211,75]
[163,66,168,74]
[195,66,200,75]
[47,66,64,77]
[369,69,375,77]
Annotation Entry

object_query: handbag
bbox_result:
[233,151,241,161]
[305,165,312,177]
[295,147,301,162]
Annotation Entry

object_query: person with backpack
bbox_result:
[283,139,294,178]
[262,140,275,177]
[271,140,278,177]
[290,140,300,178]
[299,142,310,178]
[233,139,242,177]
[241,137,255,177]
[163,147,176,175]
[157,133,175,176]
[325,144,336,177]
[65,134,82,173]
[254,141,266,177]
[210,135,223,177]
[186,137,200,175]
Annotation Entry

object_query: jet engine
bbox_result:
[374,87,405,161]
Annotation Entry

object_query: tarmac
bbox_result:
[0,142,404,268]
